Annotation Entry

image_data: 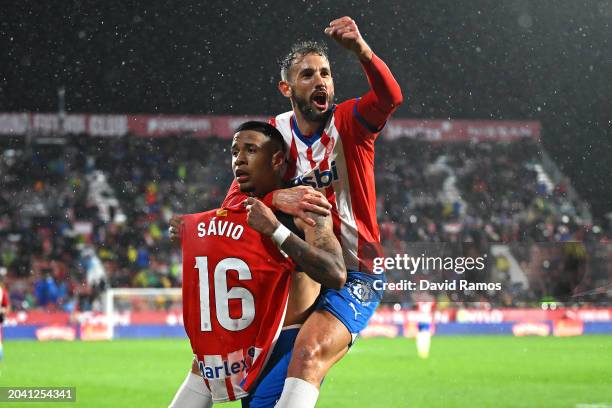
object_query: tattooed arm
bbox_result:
[246,197,346,289]
[282,211,346,290]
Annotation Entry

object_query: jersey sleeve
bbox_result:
[354,53,403,136]
[333,100,378,156]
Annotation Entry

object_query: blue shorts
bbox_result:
[418,322,431,331]
[315,271,385,344]
[242,272,385,407]
[242,327,299,408]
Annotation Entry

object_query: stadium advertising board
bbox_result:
[4,308,611,340]
[0,112,541,142]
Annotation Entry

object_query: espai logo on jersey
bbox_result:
[291,161,339,189]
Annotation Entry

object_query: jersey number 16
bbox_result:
[194,256,255,332]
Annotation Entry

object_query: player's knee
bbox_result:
[292,339,324,372]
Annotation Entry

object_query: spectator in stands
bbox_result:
[0,133,608,310]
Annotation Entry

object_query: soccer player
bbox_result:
[415,297,436,359]
[223,16,403,408]
[0,276,8,361]
[169,121,345,407]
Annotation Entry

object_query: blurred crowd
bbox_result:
[376,137,610,306]
[0,134,609,312]
[376,138,604,244]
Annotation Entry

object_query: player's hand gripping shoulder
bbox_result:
[168,215,184,245]
[324,16,373,62]
[272,186,331,227]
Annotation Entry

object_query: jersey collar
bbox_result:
[290,105,336,147]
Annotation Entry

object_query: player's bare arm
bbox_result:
[245,197,346,289]
[289,211,346,287]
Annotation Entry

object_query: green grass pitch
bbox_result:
[1,336,611,407]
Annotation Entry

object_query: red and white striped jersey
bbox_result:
[271,99,382,273]
[222,53,402,274]
[181,205,294,402]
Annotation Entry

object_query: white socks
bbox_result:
[275,377,320,408]
[168,372,213,408]
[417,330,431,359]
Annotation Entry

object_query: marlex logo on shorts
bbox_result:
[198,358,249,380]
[291,161,339,189]
[197,347,256,379]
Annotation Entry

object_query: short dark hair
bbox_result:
[235,121,285,153]
[280,40,329,81]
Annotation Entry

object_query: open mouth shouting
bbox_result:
[311,90,329,112]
